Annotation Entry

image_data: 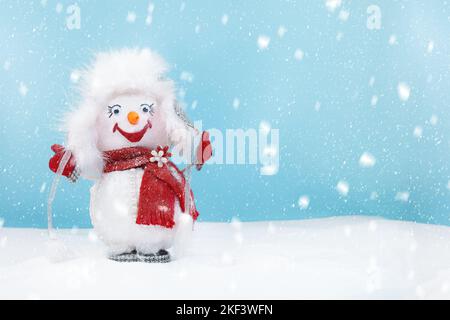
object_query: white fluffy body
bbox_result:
[64,48,196,256]
[89,168,191,255]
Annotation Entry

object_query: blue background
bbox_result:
[1,0,450,228]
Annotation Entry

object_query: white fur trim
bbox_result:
[82,48,169,103]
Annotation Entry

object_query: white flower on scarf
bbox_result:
[150,149,169,168]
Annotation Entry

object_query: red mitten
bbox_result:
[196,131,213,170]
[49,144,79,182]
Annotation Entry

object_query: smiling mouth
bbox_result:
[113,120,152,143]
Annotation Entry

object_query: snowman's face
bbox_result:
[96,93,169,151]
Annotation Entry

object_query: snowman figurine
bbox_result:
[48,48,212,263]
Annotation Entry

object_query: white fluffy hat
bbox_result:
[81,48,170,103]
[65,48,193,179]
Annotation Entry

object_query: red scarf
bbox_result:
[103,146,199,229]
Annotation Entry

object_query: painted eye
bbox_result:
[141,103,155,115]
[108,105,122,118]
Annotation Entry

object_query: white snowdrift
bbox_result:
[0,216,449,299]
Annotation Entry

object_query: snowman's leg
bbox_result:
[135,243,171,263]
[136,250,171,263]
[107,245,137,262]
[109,251,138,263]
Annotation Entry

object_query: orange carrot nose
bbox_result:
[127,111,139,125]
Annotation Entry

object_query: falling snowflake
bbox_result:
[369,76,375,87]
[0,218,4,228]
[180,71,194,83]
[266,222,276,235]
[257,35,270,50]
[147,2,155,14]
[338,10,350,21]
[409,241,418,253]
[70,70,81,83]
[325,0,342,12]
[314,101,321,111]
[232,98,240,110]
[336,180,349,196]
[442,283,449,294]
[195,24,201,33]
[359,152,376,168]
[263,146,277,157]
[427,41,434,54]
[221,14,229,25]
[413,126,423,139]
[430,114,438,126]
[370,191,379,201]
[3,60,11,71]
[368,220,378,232]
[260,164,278,176]
[0,236,6,250]
[39,182,47,193]
[415,285,426,299]
[231,217,242,231]
[389,34,398,45]
[233,232,244,244]
[178,88,186,99]
[397,82,411,101]
[371,95,378,106]
[19,82,28,96]
[446,181,450,190]
[366,256,382,293]
[259,121,271,135]
[294,49,304,61]
[88,230,99,243]
[395,191,410,203]
[157,205,169,212]
[277,25,287,38]
[126,12,137,23]
[298,196,310,209]
[344,225,352,237]
[55,2,63,14]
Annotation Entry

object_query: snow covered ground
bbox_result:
[0,216,449,299]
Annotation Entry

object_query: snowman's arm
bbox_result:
[182,131,212,172]
[48,144,80,182]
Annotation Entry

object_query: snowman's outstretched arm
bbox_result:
[195,131,213,171]
[48,144,79,182]
[182,131,213,173]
